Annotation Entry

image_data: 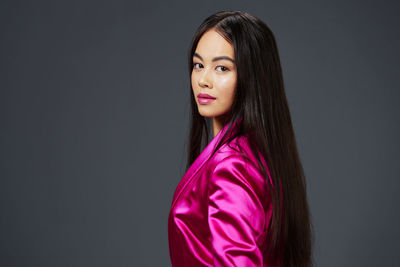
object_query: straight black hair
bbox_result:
[186,11,313,267]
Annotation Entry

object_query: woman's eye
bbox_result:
[216,66,228,72]
[193,63,202,69]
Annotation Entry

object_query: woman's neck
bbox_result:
[212,114,229,137]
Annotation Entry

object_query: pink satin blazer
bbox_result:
[168,119,282,266]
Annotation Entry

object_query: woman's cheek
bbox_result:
[220,75,236,98]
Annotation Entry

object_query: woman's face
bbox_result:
[191,29,237,120]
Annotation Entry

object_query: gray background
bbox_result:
[1,0,399,266]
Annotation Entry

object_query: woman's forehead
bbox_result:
[194,29,234,60]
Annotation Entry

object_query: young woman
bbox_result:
[168,11,313,267]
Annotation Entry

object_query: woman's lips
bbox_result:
[198,97,216,104]
[197,93,216,104]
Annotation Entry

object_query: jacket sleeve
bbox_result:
[207,154,267,266]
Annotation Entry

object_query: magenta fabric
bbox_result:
[168,119,282,266]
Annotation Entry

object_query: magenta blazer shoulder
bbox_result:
[168,118,281,267]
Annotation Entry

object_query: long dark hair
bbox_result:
[186,11,313,267]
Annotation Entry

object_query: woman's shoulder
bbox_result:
[212,133,251,159]
[209,134,262,173]
[206,133,271,226]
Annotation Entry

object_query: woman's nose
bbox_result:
[198,68,212,88]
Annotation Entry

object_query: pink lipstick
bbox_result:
[197,93,216,104]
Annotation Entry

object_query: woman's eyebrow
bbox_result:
[193,53,235,63]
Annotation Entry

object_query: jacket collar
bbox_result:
[169,116,243,211]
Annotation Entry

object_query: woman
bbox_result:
[168,11,313,267]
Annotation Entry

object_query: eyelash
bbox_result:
[192,63,229,72]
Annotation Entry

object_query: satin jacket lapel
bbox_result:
[170,117,243,211]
